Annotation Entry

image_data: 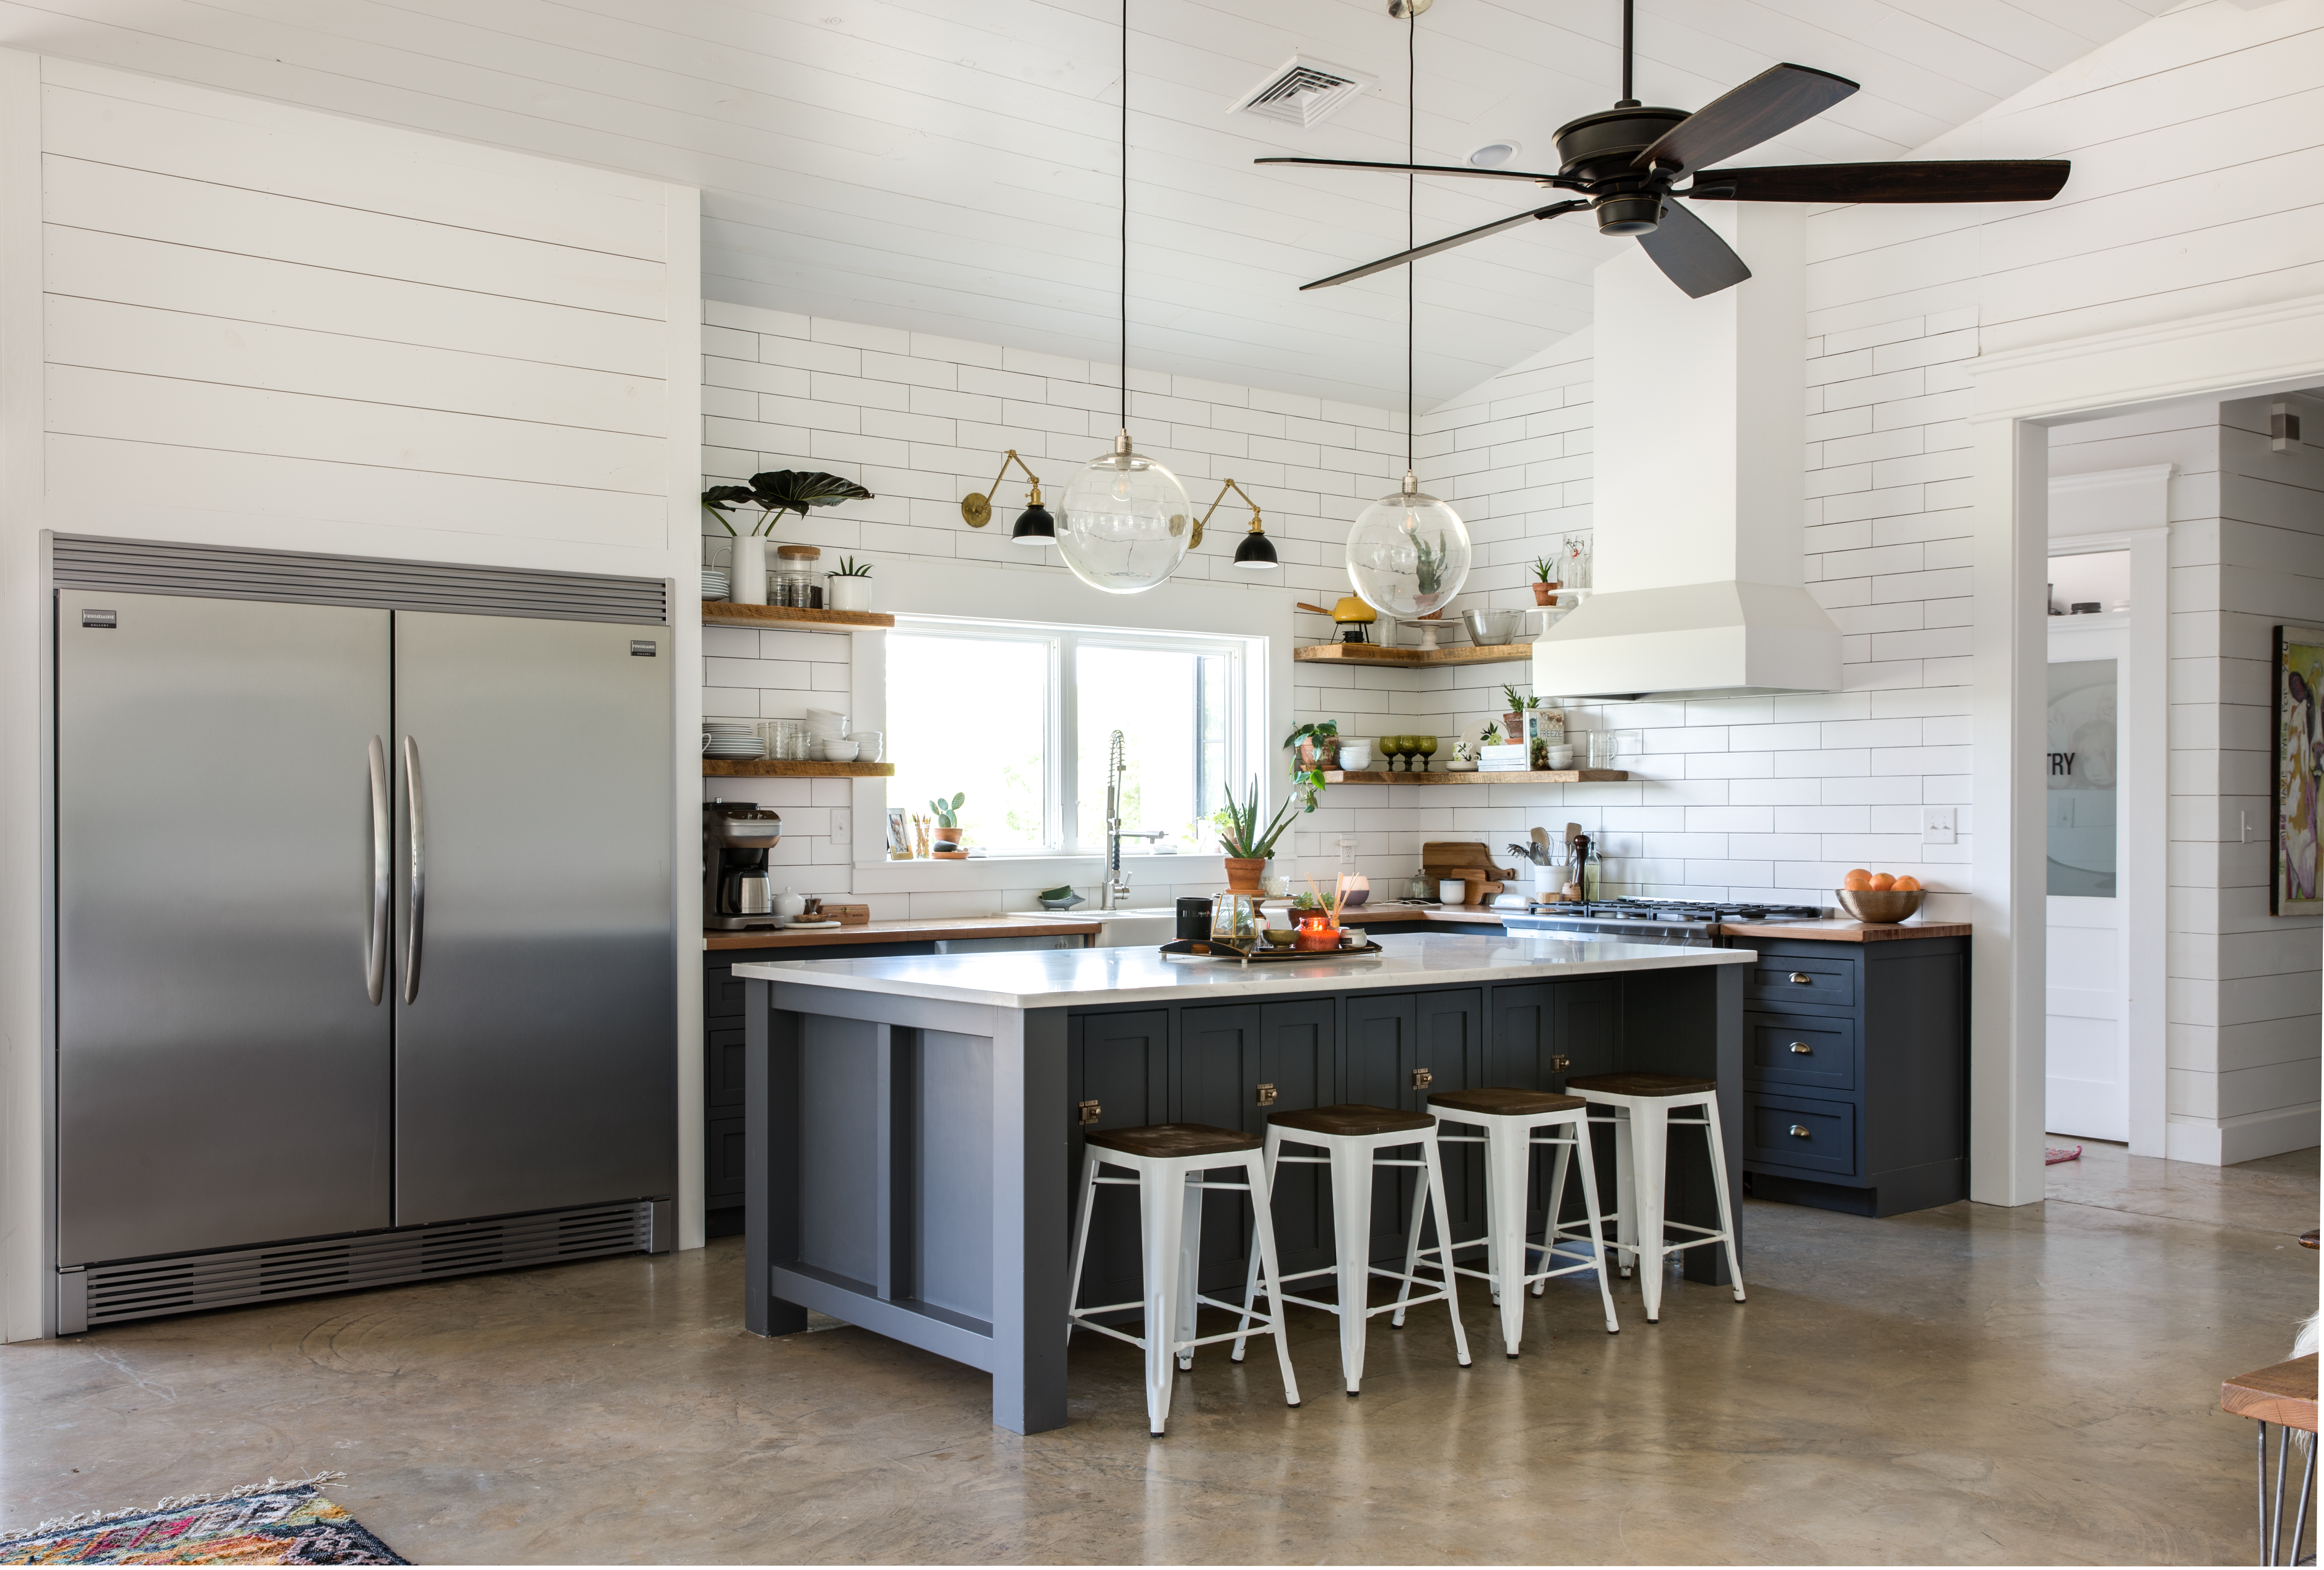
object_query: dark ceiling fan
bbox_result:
[1258,0,2070,299]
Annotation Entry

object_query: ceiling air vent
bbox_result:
[1229,55,1375,129]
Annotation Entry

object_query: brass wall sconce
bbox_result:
[961,450,1054,544]
[1195,478,1279,570]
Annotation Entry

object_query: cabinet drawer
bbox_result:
[1744,1093,1855,1176]
[1746,1012,1856,1092]
[1743,952,1856,1009]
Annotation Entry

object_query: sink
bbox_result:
[1008,906,1179,948]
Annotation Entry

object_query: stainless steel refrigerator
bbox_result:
[53,539,676,1331]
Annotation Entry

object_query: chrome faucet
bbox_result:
[1101,729,1161,911]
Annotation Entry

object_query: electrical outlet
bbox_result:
[1921,806,1956,846]
[831,810,851,843]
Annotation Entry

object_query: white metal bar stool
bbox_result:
[1066,1122,1300,1437]
[1231,1103,1471,1395]
[1412,1086,1620,1355]
[1564,1072,1745,1323]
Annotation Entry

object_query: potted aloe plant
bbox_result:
[1530,555,1562,606]
[826,556,873,613]
[1213,780,1307,893]
[702,470,874,606]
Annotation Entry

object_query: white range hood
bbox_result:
[1534,203,1841,701]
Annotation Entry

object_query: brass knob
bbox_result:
[1789,971,1812,985]
[1412,1068,1433,1090]
[1790,1042,1812,1055]
[1549,1054,1571,1072]
[1255,1083,1278,1107]
[1078,1099,1101,1126]
[1789,1124,1811,1139]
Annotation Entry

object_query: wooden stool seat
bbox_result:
[2222,1353,2317,1564]
[1269,1103,1435,1137]
[1564,1072,1715,1097]
[1086,1123,1262,1160]
[1425,1086,1586,1118]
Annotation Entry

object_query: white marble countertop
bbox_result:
[733,931,1752,1010]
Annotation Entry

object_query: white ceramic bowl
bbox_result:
[823,740,860,763]
[1337,742,1373,770]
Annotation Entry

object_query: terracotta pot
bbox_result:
[1224,857,1267,893]
[1531,581,1559,606]
[1504,712,1526,739]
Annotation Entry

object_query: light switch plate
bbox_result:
[831,810,851,843]
[1921,806,1956,845]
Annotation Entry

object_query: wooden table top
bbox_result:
[704,915,1099,951]
[2221,1355,2318,1431]
[1724,917,1972,942]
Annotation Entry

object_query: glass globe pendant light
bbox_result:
[1347,9,1470,621]
[1055,0,1192,594]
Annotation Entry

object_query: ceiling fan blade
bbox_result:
[1298,201,1589,290]
[1686,159,2071,204]
[1634,196,1752,299]
[1257,156,1581,189]
[1632,63,1858,174]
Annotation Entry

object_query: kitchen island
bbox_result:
[736,933,1750,1433]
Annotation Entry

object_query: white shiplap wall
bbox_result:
[0,52,705,1338]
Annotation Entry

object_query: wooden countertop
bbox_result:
[705,915,1100,951]
[1722,918,1971,942]
[2222,1354,2318,1432]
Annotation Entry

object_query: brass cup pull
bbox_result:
[1789,1124,1812,1139]
[1412,1068,1433,1090]
[1255,1083,1278,1107]
[1078,1099,1101,1126]
[1789,971,1812,985]
[1789,1042,1812,1055]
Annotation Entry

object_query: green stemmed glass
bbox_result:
[1416,734,1438,774]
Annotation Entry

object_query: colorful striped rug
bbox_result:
[0,1474,404,1565]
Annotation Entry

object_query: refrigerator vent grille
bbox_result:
[75,1202,653,1328]
[51,535,669,625]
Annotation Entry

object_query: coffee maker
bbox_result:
[704,800,784,930]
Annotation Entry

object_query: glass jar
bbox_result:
[772,545,823,608]
[1209,888,1264,949]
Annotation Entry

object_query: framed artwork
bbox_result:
[2272,623,2324,914]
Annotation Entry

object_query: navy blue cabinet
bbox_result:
[1730,934,1968,1217]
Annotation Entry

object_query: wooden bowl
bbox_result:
[1833,888,1924,924]
[931,849,968,860]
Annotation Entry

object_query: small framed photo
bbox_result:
[885,807,912,860]
[2272,623,2324,914]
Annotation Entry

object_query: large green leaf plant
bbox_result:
[702,470,876,536]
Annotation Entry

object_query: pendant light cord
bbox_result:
[1120,0,1129,435]
[1406,9,1415,476]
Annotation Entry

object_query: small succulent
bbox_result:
[930,792,965,830]
[831,556,874,577]
[1531,555,1560,585]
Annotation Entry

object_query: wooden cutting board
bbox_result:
[1421,840,1515,896]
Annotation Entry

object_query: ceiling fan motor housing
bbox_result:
[1554,105,1687,236]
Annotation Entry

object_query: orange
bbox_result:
[1893,876,1921,891]
[1868,872,1896,891]
[1841,871,1873,890]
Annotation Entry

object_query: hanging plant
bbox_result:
[701,470,876,536]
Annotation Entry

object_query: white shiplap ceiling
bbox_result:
[0,0,2173,405]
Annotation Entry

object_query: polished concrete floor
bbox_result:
[5,1153,2316,1565]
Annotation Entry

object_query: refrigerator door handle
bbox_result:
[366,736,390,1004]
[402,735,426,1005]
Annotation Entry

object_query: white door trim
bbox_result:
[1968,289,2324,1205]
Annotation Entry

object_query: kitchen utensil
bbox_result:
[1833,888,1925,924]
[1531,825,1554,864]
[801,896,822,917]
[1329,594,1376,644]
[724,864,774,915]
[1460,607,1522,646]
[772,888,806,922]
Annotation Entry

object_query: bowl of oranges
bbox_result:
[1835,870,1924,924]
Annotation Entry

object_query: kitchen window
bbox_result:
[884,618,1256,856]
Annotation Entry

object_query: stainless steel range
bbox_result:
[1500,898,1825,947]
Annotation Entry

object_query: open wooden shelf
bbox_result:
[1322,769,1629,785]
[702,760,896,777]
[703,603,895,631]
[1294,641,1534,668]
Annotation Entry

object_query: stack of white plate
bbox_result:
[701,568,730,601]
[703,720,762,759]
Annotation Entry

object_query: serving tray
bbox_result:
[1159,937,1385,966]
